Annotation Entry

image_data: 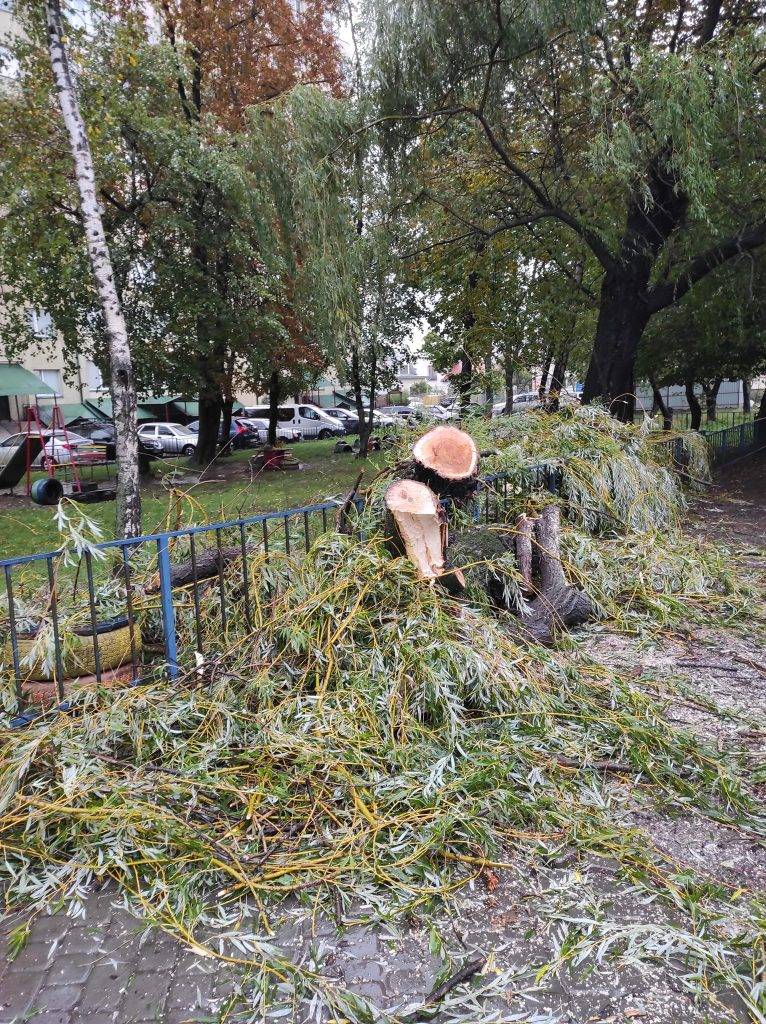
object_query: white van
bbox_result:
[242,402,345,440]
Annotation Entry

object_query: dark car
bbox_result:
[188,417,260,450]
[324,408,360,434]
[71,420,164,457]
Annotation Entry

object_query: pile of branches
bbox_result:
[0,411,763,1023]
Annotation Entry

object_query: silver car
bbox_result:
[0,430,96,469]
[241,418,302,443]
[137,422,197,456]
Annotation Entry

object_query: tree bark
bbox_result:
[46,0,141,537]
[503,343,514,415]
[220,396,234,452]
[756,387,766,444]
[649,379,673,430]
[351,345,373,459]
[484,352,494,411]
[582,272,647,421]
[702,378,723,422]
[685,380,703,430]
[742,379,751,413]
[538,342,554,400]
[267,369,281,447]
[447,508,597,642]
[456,350,473,417]
[193,330,226,466]
[546,346,569,412]
[362,347,378,457]
[196,393,223,466]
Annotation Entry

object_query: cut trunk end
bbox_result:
[412,426,479,481]
[409,426,480,504]
[384,479,464,589]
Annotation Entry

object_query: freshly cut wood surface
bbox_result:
[384,479,446,580]
[412,427,479,482]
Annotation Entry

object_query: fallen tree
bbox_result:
[0,409,759,1024]
[382,426,596,641]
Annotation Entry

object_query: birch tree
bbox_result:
[44,0,141,538]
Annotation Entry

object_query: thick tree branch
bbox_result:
[697,0,723,44]
[647,218,766,312]
[466,107,619,272]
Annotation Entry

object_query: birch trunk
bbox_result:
[45,0,141,538]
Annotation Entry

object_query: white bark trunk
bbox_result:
[45,0,142,538]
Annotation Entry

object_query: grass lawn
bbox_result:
[0,439,387,560]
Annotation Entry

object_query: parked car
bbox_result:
[514,391,541,409]
[379,405,424,423]
[137,422,198,456]
[188,417,261,450]
[239,418,302,444]
[74,420,164,456]
[242,403,344,440]
[0,430,98,469]
[371,410,398,428]
[324,408,360,434]
[424,405,456,421]
[72,419,115,442]
[492,392,541,416]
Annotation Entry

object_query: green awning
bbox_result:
[0,364,55,397]
[37,403,102,426]
[172,400,244,417]
[85,398,154,421]
[172,401,199,416]
[138,395,183,407]
[86,397,112,418]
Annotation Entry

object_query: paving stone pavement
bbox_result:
[0,860,748,1023]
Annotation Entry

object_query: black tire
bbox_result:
[318,428,333,440]
[181,444,196,457]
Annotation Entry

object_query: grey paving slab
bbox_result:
[0,859,747,1024]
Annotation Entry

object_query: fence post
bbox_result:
[156,534,179,680]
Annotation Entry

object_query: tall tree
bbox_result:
[1,2,348,468]
[130,0,344,464]
[369,0,766,419]
[336,1,412,457]
[44,0,141,537]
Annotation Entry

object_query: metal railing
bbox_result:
[702,417,763,465]
[1,466,564,720]
[1,420,760,721]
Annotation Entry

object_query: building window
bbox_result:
[27,308,54,337]
[36,369,63,398]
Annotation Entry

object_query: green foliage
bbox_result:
[639,252,766,388]
[0,415,763,1020]
[366,0,766,395]
[0,3,352,404]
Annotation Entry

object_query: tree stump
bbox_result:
[384,480,448,580]
[380,428,595,640]
[406,426,480,502]
[383,479,466,590]
[446,508,597,642]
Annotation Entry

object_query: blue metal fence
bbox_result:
[1,421,761,720]
[703,417,762,465]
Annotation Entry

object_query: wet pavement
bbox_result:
[0,860,748,1023]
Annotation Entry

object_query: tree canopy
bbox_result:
[368,0,766,417]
